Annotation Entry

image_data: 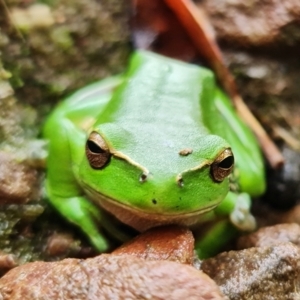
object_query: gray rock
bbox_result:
[238,223,300,249]
[0,152,37,204]
[203,0,300,46]
[201,243,300,300]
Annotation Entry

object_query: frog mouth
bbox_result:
[82,184,219,232]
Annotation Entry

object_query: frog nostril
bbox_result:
[177,178,184,187]
[152,199,157,205]
[139,172,148,182]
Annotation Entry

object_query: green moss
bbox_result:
[50,27,74,50]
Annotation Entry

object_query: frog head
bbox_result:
[78,122,234,231]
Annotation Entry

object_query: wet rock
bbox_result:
[203,0,300,47]
[237,223,300,249]
[0,254,225,300]
[0,203,47,267]
[113,226,195,265]
[201,243,300,300]
[0,152,38,204]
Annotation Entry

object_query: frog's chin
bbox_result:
[84,187,219,232]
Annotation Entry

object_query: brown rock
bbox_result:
[0,253,18,275]
[113,226,195,264]
[201,243,300,300]
[203,0,300,46]
[0,254,225,300]
[278,205,300,224]
[238,223,300,249]
[46,233,81,257]
[0,152,37,204]
[254,205,300,229]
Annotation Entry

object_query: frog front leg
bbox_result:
[48,195,110,251]
[194,191,255,258]
[44,77,127,252]
[44,116,111,251]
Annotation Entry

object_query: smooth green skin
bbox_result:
[43,51,265,258]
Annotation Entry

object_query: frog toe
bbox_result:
[230,193,256,231]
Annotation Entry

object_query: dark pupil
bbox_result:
[87,140,104,153]
[218,156,234,169]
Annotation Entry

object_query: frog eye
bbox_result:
[86,132,111,169]
[210,148,234,182]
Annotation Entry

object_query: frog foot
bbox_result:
[49,195,110,252]
[229,193,256,231]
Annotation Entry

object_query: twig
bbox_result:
[273,126,300,152]
[1,0,26,43]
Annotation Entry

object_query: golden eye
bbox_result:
[210,148,234,182]
[86,131,111,169]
